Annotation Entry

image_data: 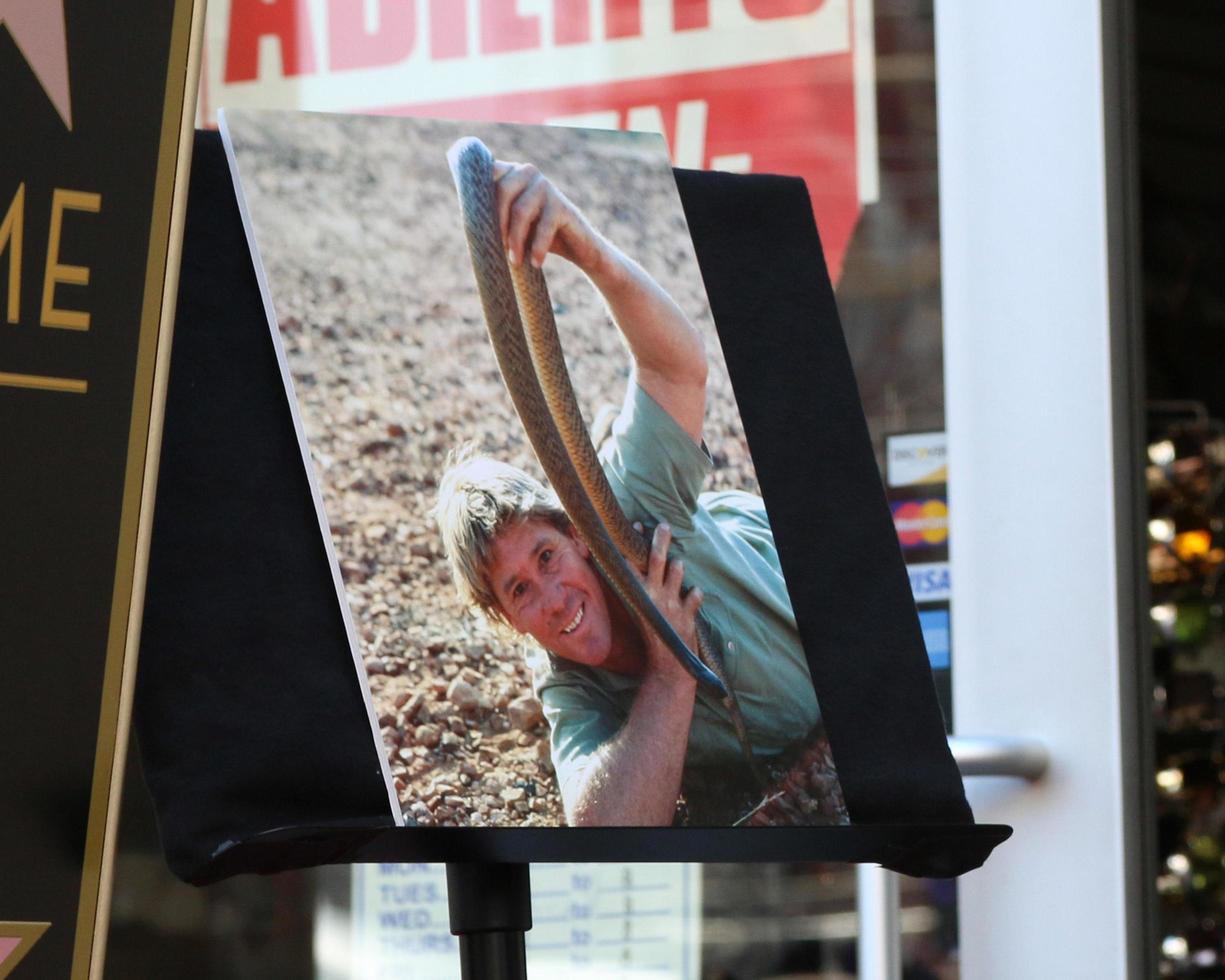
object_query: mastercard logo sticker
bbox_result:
[892,499,949,547]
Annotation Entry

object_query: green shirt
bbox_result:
[528,383,821,797]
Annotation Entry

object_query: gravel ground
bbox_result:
[224,111,779,828]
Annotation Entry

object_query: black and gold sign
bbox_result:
[0,2,203,977]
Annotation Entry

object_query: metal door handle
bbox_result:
[948,735,1049,780]
[858,735,1050,980]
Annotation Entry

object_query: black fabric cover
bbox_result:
[673,167,971,826]
[134,131,1006,885]
[135,132,395,883]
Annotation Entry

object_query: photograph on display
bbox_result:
[220,110,845,829]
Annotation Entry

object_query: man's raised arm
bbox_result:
[493,160,708,444]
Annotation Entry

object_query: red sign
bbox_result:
[201,0,875,277]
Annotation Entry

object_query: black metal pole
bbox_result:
[446,863,532,980]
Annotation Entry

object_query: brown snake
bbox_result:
[447,137,764,788]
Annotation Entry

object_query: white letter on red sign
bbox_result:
[329,0,415,70]
[481,0,540,53]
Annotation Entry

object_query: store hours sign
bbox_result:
[201,0,878,278]
[350,864,701,978]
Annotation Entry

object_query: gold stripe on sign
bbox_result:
[0,371,87,394]
[69,0,206,977]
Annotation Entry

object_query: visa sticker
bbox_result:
[908,562,951,602]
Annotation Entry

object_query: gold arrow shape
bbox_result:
[0,922,50,980]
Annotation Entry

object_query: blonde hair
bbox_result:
[433,448,568,623]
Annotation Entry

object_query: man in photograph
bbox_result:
[435,161,837,826]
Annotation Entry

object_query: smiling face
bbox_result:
[486,518,618,668]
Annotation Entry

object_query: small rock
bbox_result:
[501,787,526,804]
[409,541,433,559]
[397,747,413,763]
[441,732,462,751]
[448,717,467,736]
[460,667,484,687]
[447,678,481,713]
[378,711,396,728]
[402,692,427,721]
[364,523,388,541]
[508,696,544,731]
[415,724,442,748]
[498,736,517,751]
[393,691,411,710]
[535,740,552,761]
[516,733,533,747]
[430,679,449,698]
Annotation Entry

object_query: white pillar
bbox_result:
[935,0,1142,977]
[856,865,901,980]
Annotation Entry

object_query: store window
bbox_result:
[1139,3,1225,974]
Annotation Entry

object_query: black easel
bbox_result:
[447,863,533,980]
